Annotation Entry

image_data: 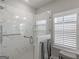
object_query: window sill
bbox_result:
[37,34,51,39]
[37,34,51,42]
[53,45,79,55]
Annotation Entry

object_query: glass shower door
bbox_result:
[0,21,34,59]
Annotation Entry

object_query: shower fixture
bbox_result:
[0,0,7,2]
[0,0,7,10]
[0,4,5,10]
[0,6,4,10]
[24,36,33,44]
[1,0,5,1]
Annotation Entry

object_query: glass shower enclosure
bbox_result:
[0,19,34,59]
[0,0,35,59]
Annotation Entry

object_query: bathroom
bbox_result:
[0,0,79,59]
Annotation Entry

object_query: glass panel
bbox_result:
[55,17,63,23]
[36,20,48,35]
[36,20,47,25]
[36,25,47,31]
[3,23,20,34]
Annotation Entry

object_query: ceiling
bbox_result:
[0,0,55,8]
[24,0,55,8]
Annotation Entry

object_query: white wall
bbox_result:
[0,0,35,59]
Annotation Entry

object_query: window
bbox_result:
[36,20,48,35]
[54,13,77,49]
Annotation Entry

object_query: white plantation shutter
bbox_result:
[54,14,77,49]
[55,17,64,45]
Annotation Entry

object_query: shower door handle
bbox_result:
[24,36,33,44]
[29,36,33,44]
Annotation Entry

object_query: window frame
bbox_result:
[53,9,79,51]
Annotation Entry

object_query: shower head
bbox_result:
[0,0,7,10]
[0,6,4,10]
[1,0,5,2]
